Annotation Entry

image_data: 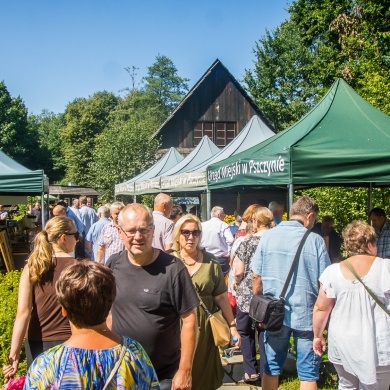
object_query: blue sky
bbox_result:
[1,1,289,115]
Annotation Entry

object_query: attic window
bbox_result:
[194,122,236,147]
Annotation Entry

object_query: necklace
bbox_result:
[180,250,199,266]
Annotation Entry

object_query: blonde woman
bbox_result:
[234,206,274,382]
[3,217,77,382]
[172,214,240,390]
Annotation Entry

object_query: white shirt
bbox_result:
[320,257,390,385]
[201,217,234,257]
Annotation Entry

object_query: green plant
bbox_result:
[0,270,27,385]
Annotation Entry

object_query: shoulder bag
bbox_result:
[249,229,311,331]
[344,259,390,316]
[199,297,231,347]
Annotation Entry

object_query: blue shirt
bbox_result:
[375,219,390,259]
[79,206,98,235]
[66,208,84,234]
[251,221,330,330]
[86,217,110,260]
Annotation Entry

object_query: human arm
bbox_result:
[2,266,32,382]
[252,272,263,295]
[213,292,241,347]
[233,256,245,289]
[85,240,92,252]
[96,245,105,264]
[223,225,234,256]
[164,221,174,251]
[172,308,197,390]
[312,284,335,356]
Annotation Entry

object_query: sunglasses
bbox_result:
[66,232,79,240]
[180,229,201,238]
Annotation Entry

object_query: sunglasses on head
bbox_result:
[180,229,201,238]
[66,232,80,240]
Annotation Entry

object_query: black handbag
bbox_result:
[249,229,311,331]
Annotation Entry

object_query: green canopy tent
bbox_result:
[207,78,390,207]
[0,150,48,223]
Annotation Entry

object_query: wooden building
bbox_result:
[152,59,272,155]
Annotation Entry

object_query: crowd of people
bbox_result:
[2,193,390,390]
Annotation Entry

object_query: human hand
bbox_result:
[313,336,326,356]
[2,357,19,383]
[230,327,241,347]
[171,368,191,390]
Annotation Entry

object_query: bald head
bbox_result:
[53,205,66,217]
[118,203,153,227]
[154,193,173,217]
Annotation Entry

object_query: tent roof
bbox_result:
[134,136,220,195]
[115,147,184,196]
[0,150,47,194]
[208,78,390,189]
[160,115,275,191]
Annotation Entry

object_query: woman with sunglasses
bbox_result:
[172,214,240,390]
[3,217,77,383]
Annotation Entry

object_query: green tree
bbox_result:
[244,21,328,131]
[89,90,162,201]
[28,110,66,183]
[142,54,189,121]
[0,81,35,167]
[62,91,119,186]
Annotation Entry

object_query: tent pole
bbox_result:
[206,189,211,220]
[41,192,45,227]
[134,195,137,204]
[368,183,373,220]
[288,184,294,212]
[237,192,241,214]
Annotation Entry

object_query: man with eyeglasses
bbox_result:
[107,203,199,390]
[201,206,234,276]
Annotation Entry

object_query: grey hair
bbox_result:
[110,201,125,212]
[268,201,283,212]
[211,206,224,218]
[97,206,110,218]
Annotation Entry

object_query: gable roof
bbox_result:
[115,147,184,196]
[160,115,275,191]
[152,59,272,139]
[207,78,390,189]
[134,136,220,195]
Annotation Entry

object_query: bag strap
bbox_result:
[102,343,127,390]
[279,229,311,298]
[344,259,390,316]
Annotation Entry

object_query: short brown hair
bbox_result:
[56,260,116,328]
[342,221,377,255]
[242,204,260,223]
[290,196,319,217]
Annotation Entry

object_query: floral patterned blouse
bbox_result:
[235,235,261,313]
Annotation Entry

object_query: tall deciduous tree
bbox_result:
[28,110,66,182]
[0,81,35,167]
[62,91,119,185]
[142,54,189,121]
[89,90,162,201]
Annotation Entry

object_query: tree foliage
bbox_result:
[27,110,66,183]
[89,90,162,201]
[61,91,120,186]
[245,0,390,132]
[142,54,189,121]
[0,81,38,168]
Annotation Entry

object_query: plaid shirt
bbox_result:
[98,222,124,264]
[376,219,390,259]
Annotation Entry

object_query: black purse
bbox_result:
[249,229,310,331]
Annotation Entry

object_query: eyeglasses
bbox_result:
[66,232,79,240]
[119,225,153,238]
[180,229,201,238]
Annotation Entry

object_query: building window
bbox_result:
[194,122,236,147]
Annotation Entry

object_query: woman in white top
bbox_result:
[313,221,390,390]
